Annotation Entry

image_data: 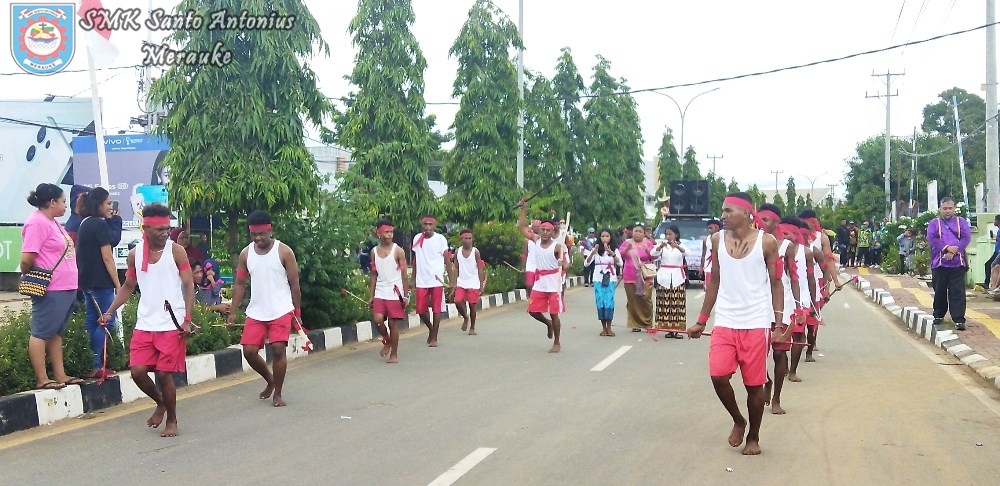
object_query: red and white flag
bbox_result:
[78,0,119,68]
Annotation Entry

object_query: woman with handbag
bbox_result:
[585,229,622,336]
[75,187,122,379]
[20,183,82,390]
[651,225,688,339]
[619,223,656,332]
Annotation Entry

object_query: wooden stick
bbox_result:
[502,261,522,272]
[511,173,565,209]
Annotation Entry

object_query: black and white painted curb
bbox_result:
[851,275,1000,392]
[0,277,586,437]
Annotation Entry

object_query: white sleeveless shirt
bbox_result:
[455,247,481,289]
[795,244,812,306]
[373,243,403,300]
[713,229,773,329]
[525,238,539,272]
[532,239,562,293]
[245,240,294,321]
[135,240,185,332]
[778,239,794,325]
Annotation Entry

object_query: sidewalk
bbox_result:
[846,265,1000,390]
[0,292,29,316]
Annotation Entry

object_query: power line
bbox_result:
[0,64,141,77]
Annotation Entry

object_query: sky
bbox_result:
[1,0,989,200]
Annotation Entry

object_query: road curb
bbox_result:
[850,275,1000,392]
[0,276,585,437]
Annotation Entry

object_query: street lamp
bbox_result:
[796,172,829,204]
[651,87,720,159]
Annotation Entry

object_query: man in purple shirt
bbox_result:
[926,197,971,331]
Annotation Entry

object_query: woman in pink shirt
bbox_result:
[619,223,655,331]
[20,183,82,390]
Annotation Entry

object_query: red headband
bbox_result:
[723,197,766,229]
[377,224,393,233]
[758,210,780,224]
[802,217,820,231]
[421,217,436,224]
[249,224,272,232]
[779,224,803,244]
[540,221,555,229]
[460,230,473,237]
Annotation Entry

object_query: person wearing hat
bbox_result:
[581,227,597,287]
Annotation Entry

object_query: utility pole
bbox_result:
[910,127,917,217]
[827,183,839,207]
[867,70,904,221]
[515,0,525,188]
[770,170,784,193]
[707,154,723,175]
[987,0,999,212]
[952,95,971,210]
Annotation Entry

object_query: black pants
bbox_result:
[584,262,595,285]
[985,251,999,286]
[857,247,870,266]
[931,266,967,323]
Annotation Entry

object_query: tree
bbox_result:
[333,0,438,235]
[523,71,570,213]
[442,0,523,228]
[746,184,766,207]
[804,193,814,209]
[922,87,987,176]
[583,56,645,227]
[681,146,701,180]
[785,176,798,214]
[727,178,740,194]
[552,47,590,219]
[797,195,808,211]
[771,193,786,214]
[656,129,682,198]
[149,0,329,254]
[707,172,727,216]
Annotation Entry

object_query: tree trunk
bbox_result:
[227,210,240,268]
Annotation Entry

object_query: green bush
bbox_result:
[484,264,523,295]
[568,251,584,276]
[463,221,523,268]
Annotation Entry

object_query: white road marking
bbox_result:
[591,345,633,371]
[428,447,497,486]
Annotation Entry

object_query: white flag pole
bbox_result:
[86,48,110,189]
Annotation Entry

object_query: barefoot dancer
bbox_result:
[788,220,817,383]
[519,199,568,353]
[368,220,409,363]
[765,212,806,415]
[688,192,783,456]
[522,220,541,291]
[227,211,302,407]
[102,204,194,437]
[452,229,487,335]
[701,219,721,291]
[799,210,840,359]
[412,216,453,347]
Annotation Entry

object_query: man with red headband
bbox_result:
[369,219,409,363]
[702,219,722,290]
[522,219,542,291]
[688,192,783,455]
[227,210,302,407]
[101,203,194,438]
[519,198,569,353]
[411,215,453,347]
[451,229,487,335]
[788,219,818,382]
[798,209,839,361]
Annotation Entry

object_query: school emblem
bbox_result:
[10,4,76,75]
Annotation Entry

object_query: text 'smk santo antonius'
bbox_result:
[78,8,297,67]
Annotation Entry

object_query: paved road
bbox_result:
[2,283,999,485]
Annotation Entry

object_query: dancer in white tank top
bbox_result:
[702,219,722,291]
[519,198,567,353]
[689,193,783,456]
[452,229,487,335]
[227,211,302,407]
[788,220,818,383]
[102,205,194,438]
[368,220,410,364]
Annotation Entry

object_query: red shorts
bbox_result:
[373,297,405,320]
[240,312,293,347]
[525,271,537,287]
[416,287,444,314]
[709,327,769,386]
[130,329,186,373]
[806,314,821,329]
[454,287,481,304]
[527,290,563,314]
[771,324,792,352]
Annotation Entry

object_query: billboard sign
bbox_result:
[72,134,170,228]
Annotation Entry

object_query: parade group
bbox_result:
[20,182,854,455]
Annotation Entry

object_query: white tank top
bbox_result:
[245,240,294,321]
[795,244,812,306]
[779,239,794,325]
[525,238,539,272]
[455,247,481,289]
[373,243,403,300]
[135,241,185,332]
[812,232,824,280]
[532,239,562,292]
[714,229,773,329]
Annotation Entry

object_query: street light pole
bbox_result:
[516,0,524,189]
[797,172,829,204]
[652,87,720,159]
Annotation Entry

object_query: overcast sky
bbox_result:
[1,0,989,197]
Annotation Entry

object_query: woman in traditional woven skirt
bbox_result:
[584,229,622,336]
[619,223,655,331]
[651,225,687,338]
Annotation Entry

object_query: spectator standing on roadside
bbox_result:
[926,198,971,331]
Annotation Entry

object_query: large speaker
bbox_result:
[670,180,710,215]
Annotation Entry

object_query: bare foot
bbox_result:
[771,402,786,415]
[787,373,802,383]
[600,329,608,336]
[469,329,477,335]
[548,344,561,353]
[272,395,286,407]
[428,340,438,347]
[259,383,274,400]
[763,380,772,406]
[380,344,390,357]
[461,319,469,332]
[147,405,166,428]
[742,439,761,455]
[160,419,178,437]
[387,357,398,364]
[728,423,746,447]
[805,355,816,363]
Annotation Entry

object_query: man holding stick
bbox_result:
[688,192,783,455]
[412,216,453,347]
[101,203,194,437]
[227,210,302,407]
[369,220,409,363]
[519,198,569,353]
[451,229,487,335]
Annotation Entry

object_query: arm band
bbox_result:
[177,262,191,272]
[806,266,815,274]
[236,269,250,279]
[184,316,192,322]
[697,313,710,324]
[294,308,301,317]
[126,267,136,280]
